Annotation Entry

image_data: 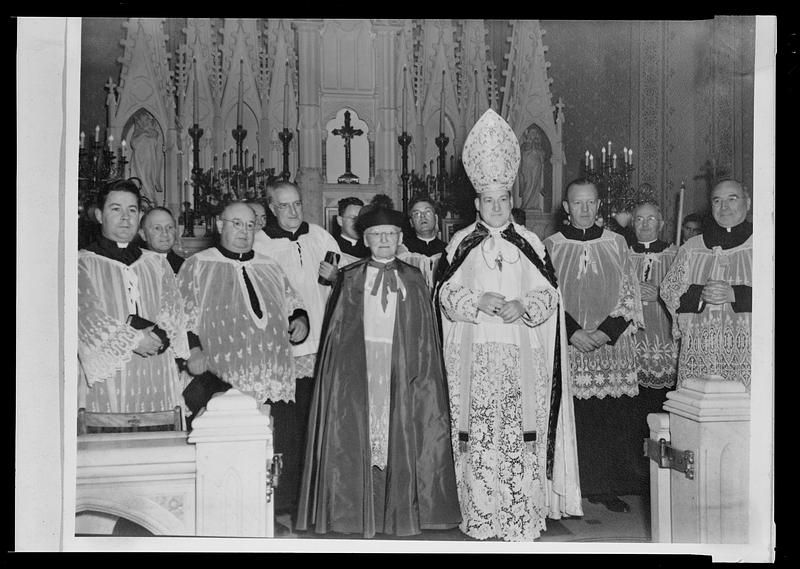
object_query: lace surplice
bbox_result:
[630,246,679,388]
[179,249,305,403]
[660,236,752,389]
[78,250,189,413]
[544,230,644,399]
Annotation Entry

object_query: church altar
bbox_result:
[81,19,567,239]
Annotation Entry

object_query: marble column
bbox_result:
[293,19,324,225]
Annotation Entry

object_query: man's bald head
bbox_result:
[139,207,177,254]
[710,179,751,228]
[217,201,258,253]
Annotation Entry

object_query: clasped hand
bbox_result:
[569,329,611,353]
[701,279,735,305]
[289,314,310,343]
[133,326,163,357]
[478,291,526,323]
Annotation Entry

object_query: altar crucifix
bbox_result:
[332,110,363,184]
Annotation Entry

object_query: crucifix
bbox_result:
[332,110,363,184]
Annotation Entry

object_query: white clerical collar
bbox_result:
[341,234,358,245]
[638,239,657,249]
[370,256,396,264]
[116,241,130,248]
[417,235,437,244]
[483,221,511,235]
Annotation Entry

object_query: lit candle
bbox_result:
[80,131,85,149]
[193,62,199,125]
[121,140,127,176]
[623,146,628,165]
[607,140,612,156]
[252,153,257,170]
[589,154,594,171]
[612,153,617,170]
[585,150,589,168]
[283,60,289,129]
[221,153,226,170]
[439,71,445,134]
[94,125,100,143]
[260,158,265,170]
[237,59,244,126]
[108,134,114,149]
[601,146,606,164]
[401,66,407,133]
[628,148,633,165]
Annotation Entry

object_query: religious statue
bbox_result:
[517,124,547,211]
[129,111,165,205]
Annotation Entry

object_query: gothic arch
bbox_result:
[76,489,191,536]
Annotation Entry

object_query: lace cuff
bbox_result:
[440,280,481,323]
[521,287,558,327]
[79,323,143,386]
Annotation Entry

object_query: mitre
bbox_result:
[461,108,521,194]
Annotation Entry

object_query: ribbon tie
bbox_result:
[368,259,398,311]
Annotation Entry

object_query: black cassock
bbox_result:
[295,258,461,537]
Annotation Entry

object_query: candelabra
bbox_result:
[398,130,412,213]
[581,143,649,233]
[78,138,127,210]
[186,121,204,237]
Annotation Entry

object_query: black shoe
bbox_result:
[588,494,631,513]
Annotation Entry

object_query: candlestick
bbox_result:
[676,181,686,245]
[229,148,234,169]
[94,125,100,143]
[237,59,244,126]
[221,154,226,170]
[213,155,218,170]
[612,153,617,169]
[283,60,289,129]
[607,140,612,156]
[402,67,407,133]
[193,62,199,125]
[585,150,589,168]
[244,148,249,169]
[439,70,445,133]
[80,131,85,149]
[252,153,257,169]
[623,146,628,165]
[589,154,594,171]
[601,146,606,164]
[628,148,633,165]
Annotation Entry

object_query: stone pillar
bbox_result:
[293,19,324,225]
[662,375,750,543]
[188,389,274,538]
[373,20,402,200]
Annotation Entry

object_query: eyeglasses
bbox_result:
[364,230,401,240]
[220,218,257,232]
[275,201,303,211]
[410,210,434,218]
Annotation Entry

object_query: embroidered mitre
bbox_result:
[462,108,521,194]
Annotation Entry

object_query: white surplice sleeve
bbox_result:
[77,258,143,386]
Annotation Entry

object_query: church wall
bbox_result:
[77,18,755,240]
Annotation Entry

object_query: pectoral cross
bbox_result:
[332,110,363,184]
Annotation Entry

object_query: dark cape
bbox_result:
[295,257,461,537]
